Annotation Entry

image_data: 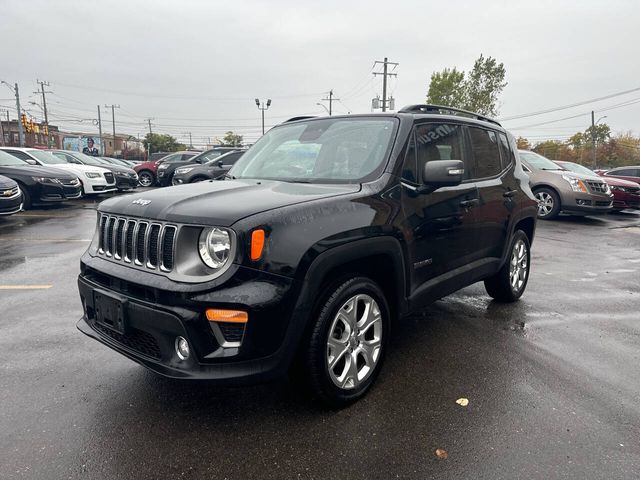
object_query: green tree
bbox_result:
[220,131,243,147]
[425,54,507,117]
[585,123,611,145]
[143,133,184,154]
[516,137,531,150]
[464,54,507,117]
[426,67,466,107]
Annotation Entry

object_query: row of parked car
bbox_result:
[518,150,640,219]
[0,147,139,215]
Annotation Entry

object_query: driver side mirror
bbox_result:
[217,160,224,167]
[25,159,37,165]
[418,160,464,194]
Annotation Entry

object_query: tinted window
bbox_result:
[6,150,32,161]
[498,133,515,170]
[608,168,638,177]
[223,152,242,165]
[408,123,468,182]
[468,127,501,178]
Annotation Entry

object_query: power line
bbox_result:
[372,57,398,112]
[500,86,640,121]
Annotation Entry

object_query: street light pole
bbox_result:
[591,111,607,169]
[255,98,272,135]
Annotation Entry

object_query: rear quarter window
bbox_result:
[468,127,502,179]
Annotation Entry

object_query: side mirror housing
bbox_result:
[419,160,464,193]
[217,160,224,167]
[25,159,37,165]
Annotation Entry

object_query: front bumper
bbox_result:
[0,191,23,215]
[83,177,117,194]
[115,175,139,191]
[612,191,640,210]
[157,170,173,187]
[76,260,303,383]
[559,190,613,215]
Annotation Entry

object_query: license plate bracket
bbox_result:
[94,290,127,334]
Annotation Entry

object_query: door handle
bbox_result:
[459,199,479,208]
[503,189,518,198]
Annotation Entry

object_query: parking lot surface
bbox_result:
[1,195,639,480]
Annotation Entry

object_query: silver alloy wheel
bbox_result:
[535,191,554,217]
[509,238,528,292]
[138,172,153,187]
[326,294,382,390]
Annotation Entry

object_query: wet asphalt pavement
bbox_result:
[0,192,639,480]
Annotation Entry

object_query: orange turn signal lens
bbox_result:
[206,309,248,324]
[250,229,265,261]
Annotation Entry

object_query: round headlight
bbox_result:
[198,227,232,269]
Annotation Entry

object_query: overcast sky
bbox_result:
[2,0,639,146]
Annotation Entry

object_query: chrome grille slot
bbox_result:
[586,180,608,193]
[135,222,148,265]
[96,214,179,273]
[147,224,161,268]
[124,220,136,262]
[161,226,176,271]
[106,217,115,256]
[114,219,125,259]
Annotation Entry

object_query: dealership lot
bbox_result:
[0,196,639,479]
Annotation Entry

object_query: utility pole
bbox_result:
[591,110,596,169]
[145,118,154,160]
[255,98,272,135]
[105,104,120,156]
[321,90,340,115]
[372,57,398,112]
[35,80,52,147]
[183,132,193,148]
[0,109,5,146]
[97,105,104,155]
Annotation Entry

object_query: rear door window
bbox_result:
[468,127,502,179]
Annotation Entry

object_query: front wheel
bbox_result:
[534,187,560,220]
[484,230,531,302]
[138,170,155,187]
[302,277,389,407]
[18,184,31,209]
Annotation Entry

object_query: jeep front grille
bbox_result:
[98,214,177,272]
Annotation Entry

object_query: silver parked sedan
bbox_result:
[518,150,613,219]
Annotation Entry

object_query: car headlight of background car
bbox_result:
[562,175,587,193]
[31,176,61,184]
[175,167,195,175]
[198,227,233,270]
[158,164,169,171]
[85,172,102,179]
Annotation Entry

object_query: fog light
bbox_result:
[175,336,190,360]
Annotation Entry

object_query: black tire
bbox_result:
[17,184,31,209]
[190,176,209,183]
[533,187,561,220]
[302,276,390,407]
[484,230,531,302]
[138,170,155,187]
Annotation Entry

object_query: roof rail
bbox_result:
[398,104,501,127]
[283,116,317,123]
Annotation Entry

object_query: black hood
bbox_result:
[0,174,17,189]
[0,164,77,180]
[99,164,136,174]
[98,179,361,226]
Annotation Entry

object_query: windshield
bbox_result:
[229,117,398,183]
[519,151,563,171]
[556,161,595,176]
[0,150,29,166]
[30,150,68,164]
[68,151,105,166]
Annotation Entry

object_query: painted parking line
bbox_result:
[0,285,53,290]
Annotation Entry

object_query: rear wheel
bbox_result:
[484,230,531,302]
[302,276,389,407]
[533,187,560,220]
[138,170,155,187]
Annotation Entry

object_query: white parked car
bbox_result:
[0,147,116,194]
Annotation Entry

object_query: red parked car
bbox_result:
[134,151,199,187]
[555,161,640,211]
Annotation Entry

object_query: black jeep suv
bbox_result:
[77,105,537,405]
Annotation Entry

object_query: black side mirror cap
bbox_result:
[418,160,464,194]
[217,160,224,167]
